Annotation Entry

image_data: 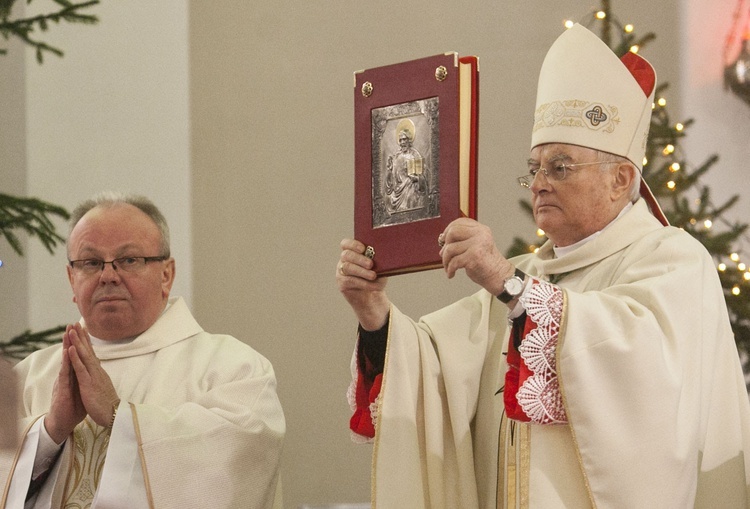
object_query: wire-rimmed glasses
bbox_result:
[517,161,615,189]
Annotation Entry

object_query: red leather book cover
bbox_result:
[354,53,478,276]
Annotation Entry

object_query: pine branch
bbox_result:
[0,193,70,256]
[1,325,65,360]
[0,0,99,63]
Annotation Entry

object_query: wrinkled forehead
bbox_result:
[529,143,599,163]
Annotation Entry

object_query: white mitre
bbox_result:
[531,23,668,225]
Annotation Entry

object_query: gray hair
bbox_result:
[596,151,642,202]
[67,192,171,256]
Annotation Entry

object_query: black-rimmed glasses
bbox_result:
[69,256,169,275]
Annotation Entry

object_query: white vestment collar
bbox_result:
[553,201,633,259]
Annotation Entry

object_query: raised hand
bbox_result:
[439,218,515,298]
[336,239,391,331]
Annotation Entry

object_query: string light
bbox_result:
[536,229,545,237]
[657,97,667,107]
[690,218,697,225]
[642,156,648,166]
[704,219,713,229]
[624,24,634,33]
[630,45,640,54]
[670,162,681,172]
[663,144,675,155]
[744,272,750,281]
[675,122,684,131]
[595,11,606,19]
[719,263,727,271]
[667,181,676,190]
[732,286,741,296]
[731,253,740,262]
[739,262,747,271]
[564,19,575,29]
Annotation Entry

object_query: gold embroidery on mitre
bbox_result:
[533,100,620,134]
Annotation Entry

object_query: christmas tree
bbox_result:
[508,4,750,377]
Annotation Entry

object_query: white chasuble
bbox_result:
[2,297,285,509]
[353,199,750,508]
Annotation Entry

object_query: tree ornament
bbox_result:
[725,37,750,106]
[724,1,750,106]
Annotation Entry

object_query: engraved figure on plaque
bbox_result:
[385,119,427,214]
[371,98,440,228]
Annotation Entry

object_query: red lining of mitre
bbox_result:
[621,50,668,226]
[620,51,656,97]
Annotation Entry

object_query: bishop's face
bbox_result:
[66,203,175,340]
[528,143,624,247]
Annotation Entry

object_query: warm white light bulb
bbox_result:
[624,24,634,33]
[596,11,606,19]
[564,19,575,29]
[731,253,740,262]
[704,219,713,229]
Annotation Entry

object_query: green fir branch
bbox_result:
[0,0,99,62]
[1,325,65,360]
[0,193,70,256]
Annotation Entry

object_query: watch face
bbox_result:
[505,276,524,296]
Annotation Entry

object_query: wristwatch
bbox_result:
[497,268,526,303]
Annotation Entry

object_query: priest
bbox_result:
[1,192,285,509]
[337,24,750,508]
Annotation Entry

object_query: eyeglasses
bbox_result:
[69,256,169,275]
[517,161,615,189]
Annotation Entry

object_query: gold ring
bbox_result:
[438,233,445,248]
[339,262,346,276]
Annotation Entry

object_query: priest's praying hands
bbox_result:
[45,324,119,444]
